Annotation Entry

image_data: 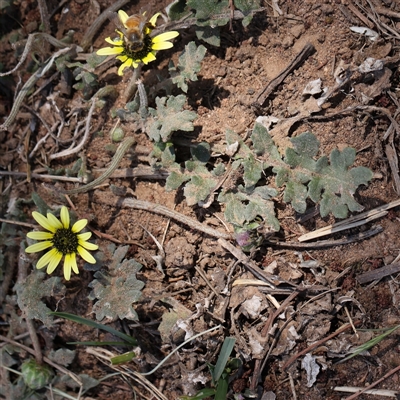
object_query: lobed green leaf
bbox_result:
[234,0,261,27]
[171,42,207,93]
[88,246,145,322]
[15,272,65,328]
[148,95,197,142]
[187,0,230,26]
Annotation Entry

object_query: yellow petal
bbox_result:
[46,250,63,274]
[27,231,53,240]
[72,219,87,233]
[149,12,160,26]
[77,246,96,263]
[118,9,129,25]
[36,250,54,269]
[25,241,53,253]
[116,55,128,62]
[152,41,173,51]
[118,58,133,75]
[78,240,98,251]
[142,52,157,64]
[64,253,78,280]
[32,211,55,232]
[63,261,71,280]
[77,232,92,241]
[36,248,61,270]
[152,31,179,43]
[97,46,124,56]
[47,213,63,230]
[60,206,70,228]
[105,36,123,46]
[69,253,79,274]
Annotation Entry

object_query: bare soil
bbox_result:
[1,0,400,399]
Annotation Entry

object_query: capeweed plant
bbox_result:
[112,33,373,251]
[161,122,373,249]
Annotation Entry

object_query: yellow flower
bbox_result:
[96,10,179,75]
[25,206,98,280]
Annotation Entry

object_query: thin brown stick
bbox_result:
[344,363,400,400]
[93,193,232,240]
[356,262,400,284]
[363,0,400,40]
[255,43,315,106]
[262,291,300,337]
[282,321,361,370]
[250,291,300,391]
[385,142,400,195]
[80,0,130,51]
[374,6,400,19]
[347,1,374,29]
[25,320,43,365]
[0,217,40,229]
[272,226,383,248]
[288,372,298,400]
[37,0,51,34]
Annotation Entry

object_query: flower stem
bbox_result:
[124,64,142,102]
[18,242,43,365]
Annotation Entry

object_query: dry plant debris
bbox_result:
[1,0,400,399]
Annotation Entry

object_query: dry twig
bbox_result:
[80,0,130,51]
[249,291,300,392]
[255,43,315,106]
[356,262,400,285]
[342,363,400,399]
[94,193,232,240]
[298,198,400,242]
[282,321,362,370]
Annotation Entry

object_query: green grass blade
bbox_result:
[215,374,229,400]
[338,324,400,364]
[213,337,235,383]
[51,312,137,345]
[111,351,136,365]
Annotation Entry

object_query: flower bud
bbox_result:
[111,127,125,142]
[21,359,54,390]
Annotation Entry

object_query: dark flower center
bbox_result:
[122,33,153,61]
[52,228,79,255]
